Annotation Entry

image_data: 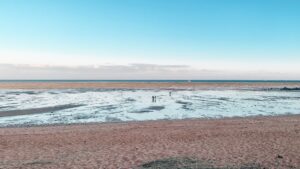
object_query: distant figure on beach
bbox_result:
[152,96,157,102]
[169,91,172,96]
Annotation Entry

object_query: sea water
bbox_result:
[0,88,300,126]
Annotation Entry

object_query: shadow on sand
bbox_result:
[136,157,264,169]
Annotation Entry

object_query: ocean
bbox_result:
[1,80,300,83]
[1,87,300,127]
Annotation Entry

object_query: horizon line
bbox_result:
[1,79,300,82]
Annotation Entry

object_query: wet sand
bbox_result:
[1,115,299,169]
[0,104,83,117]
[0,81,300,89]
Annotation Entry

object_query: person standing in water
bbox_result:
[152,96,157,102]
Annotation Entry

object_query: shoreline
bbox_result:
[1,83,300,168]
[1,113,300,129]
[1,114,299,168]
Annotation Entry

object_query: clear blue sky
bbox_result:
[0,0,300,79]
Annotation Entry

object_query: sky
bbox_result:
[0,0,300,80]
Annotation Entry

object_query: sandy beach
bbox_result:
[1,115,299,169]
[0,81,300,89]
[1,82,300,168]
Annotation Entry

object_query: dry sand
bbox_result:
[1,115,299,169]
[0,82,300,89]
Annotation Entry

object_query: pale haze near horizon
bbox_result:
[0,0,300,80]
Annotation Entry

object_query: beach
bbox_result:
[2,0,300,168]
[0,115,300,169]
[0,82,300,168]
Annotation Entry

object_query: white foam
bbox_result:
[0,89,300,126]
